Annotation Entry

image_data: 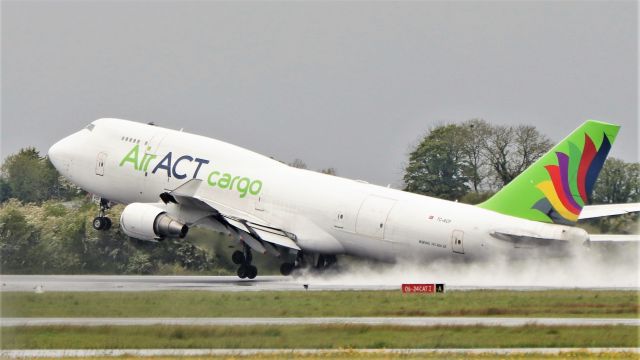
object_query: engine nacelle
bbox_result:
[120,203,188,241]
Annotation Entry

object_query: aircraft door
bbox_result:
[356,196,397,239]
[95,152,107,176]
[451,230,464,254]
[334,209,345,229]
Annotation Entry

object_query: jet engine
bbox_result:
[120,203,188,241]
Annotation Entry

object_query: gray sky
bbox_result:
[2,1,638,186]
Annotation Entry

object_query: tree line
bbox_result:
[403,119,640,205]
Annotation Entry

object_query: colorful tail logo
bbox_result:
[532,133,611,225]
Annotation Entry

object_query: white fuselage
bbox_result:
[49,119,582,262]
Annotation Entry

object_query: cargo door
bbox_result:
[356,196,397,239]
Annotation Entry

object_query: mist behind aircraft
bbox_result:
[299,244,639,288]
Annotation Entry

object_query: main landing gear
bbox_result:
[232,245,258,279]
[280,262,295,276]
[92,198,112,231]
[279,253,337,276]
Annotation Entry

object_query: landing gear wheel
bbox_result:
[246,265,258,279]
[280,262,294,276]
[92,216,112,231]
[237,265,248,279]
[93,198,112,231]
[103,217,112,230]
[232,250,245,265]
[236,244,259,279]
[92,217,106,230]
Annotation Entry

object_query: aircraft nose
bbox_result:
[48,135,75,173]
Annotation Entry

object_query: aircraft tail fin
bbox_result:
[478,120,620,225]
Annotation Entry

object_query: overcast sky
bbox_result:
[2,1,638,186]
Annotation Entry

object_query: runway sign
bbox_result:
[402,283,445,293]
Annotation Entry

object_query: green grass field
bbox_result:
[2,290,638,318]
[6,353,640,360]
[1,324,637,349]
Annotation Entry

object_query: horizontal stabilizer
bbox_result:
[579,203,640,219]
[588,234,640,242]
[490,231,559,247]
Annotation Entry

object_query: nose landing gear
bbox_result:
[92,198,112,231]
[232,246,258,279]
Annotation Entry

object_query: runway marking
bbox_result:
[2,317,639,327]
[1,348,638,358]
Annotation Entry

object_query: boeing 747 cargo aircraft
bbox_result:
[48,119,639,278]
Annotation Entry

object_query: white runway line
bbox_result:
[1,274,638,292]
[2,317,639,327]
[1,348,639,358]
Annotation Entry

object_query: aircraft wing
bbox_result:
[160,179,301,252]
[579,203,640,219]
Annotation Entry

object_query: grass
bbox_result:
[4,353,640,360]
[1,290,638,318]
[5,350,638,360]
[1,324,638,349]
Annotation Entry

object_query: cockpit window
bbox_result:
[85,124,95,131]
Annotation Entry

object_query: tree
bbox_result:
[460,119,491,192]
[289,159,308,169]
[483,125,552,186]
[1,148,59,203]
[591,158,640,204]
[0,178,10,203]
[0,148,82,204]
[319,167,337,176]
[403,124,469,200]
[404,120,553,199]
[0,201,42,272]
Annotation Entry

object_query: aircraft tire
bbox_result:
[231,250,245,265]
[237,265,248,279]
[280,262,294,276]
[103,217,112,230]
[247,265,258,279]
[92,217,106,230]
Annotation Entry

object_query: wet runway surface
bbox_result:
[3,317,638,327]
[2,275,637,292]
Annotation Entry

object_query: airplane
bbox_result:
[48,118,639,278]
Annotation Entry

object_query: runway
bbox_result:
[1,348,638,358]
[2,275,637,292]
[3,317,638,327]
